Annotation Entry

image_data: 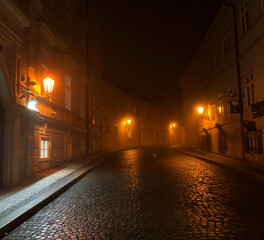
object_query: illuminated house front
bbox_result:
[179,1,264,165]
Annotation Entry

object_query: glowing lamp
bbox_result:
[218,107,222,114]
[43,77,54,94]
[197,107,204,115]
[126,119,131,125]
[27,99,39,112]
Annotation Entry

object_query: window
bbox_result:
[240,1,249,36]
[106,92,110,107]
[40,137,50,160]
[16,57,21,94]
[127,127,131,138]
[48,0,55,9]
[217,94,224,119]
[111,95,117,108]
[66,4,72,36]
[65,74,71,110]
[80,87,86,119]
[215,42,220,65]
[114,125,118,137]
[223,28,230,56]
[245,73,255,106]
[211,106,216,121]
[245,130,263,154]
[65,136,72,158]
[106,124,111,136]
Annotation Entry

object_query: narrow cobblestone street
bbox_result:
[4,147,264,240]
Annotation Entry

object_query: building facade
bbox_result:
[0,0,176,188]
[0,0,101,188]
[100,80,177,149]
[179,0,264,165]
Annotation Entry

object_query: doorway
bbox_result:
[0,104,4,187]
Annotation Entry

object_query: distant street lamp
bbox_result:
[197,107,204,115]
[169,122,177,144]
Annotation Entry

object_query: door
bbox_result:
[0,104,4,187]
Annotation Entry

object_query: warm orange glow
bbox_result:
[126,119,131,125]
[218,107,222,114]
[197,107,204,115]
[43,77,54,94]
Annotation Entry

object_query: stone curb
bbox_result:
[175,148,264,183]
[0,150,120,239]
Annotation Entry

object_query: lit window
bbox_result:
[245,73,255,106]
[65,74,71,111]
[240,1,249,36]
[40,137,50,160]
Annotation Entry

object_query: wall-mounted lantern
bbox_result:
[27,77,55,112]
[43,77,54,94]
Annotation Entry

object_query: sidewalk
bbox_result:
[174,146,264,183]
[0,148,121,239]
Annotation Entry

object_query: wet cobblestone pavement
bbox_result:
[4,147,264,239]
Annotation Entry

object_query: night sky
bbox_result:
[101,0,224,119]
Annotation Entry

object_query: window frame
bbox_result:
[65,136,72,159]
[114,125,118,138]
[245,73,255,106]
[240,1,249,36]
[65,74,71,111]
[106,124,111,136]
[79,85,86,119]
[16,56,21,94]
[66,3,72,36]
[40,136,51,161]
[223,28,230,56]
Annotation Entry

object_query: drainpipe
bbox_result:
[224,1,246,161]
